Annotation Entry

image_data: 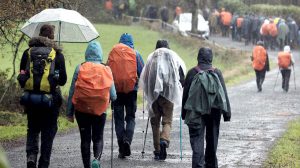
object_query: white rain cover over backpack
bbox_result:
[140,48,186,117]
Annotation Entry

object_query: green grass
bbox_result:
[0,111,76,141]
[264,118,300,168]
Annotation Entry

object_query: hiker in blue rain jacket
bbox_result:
[66,41,117,168]
[110,33,144,159]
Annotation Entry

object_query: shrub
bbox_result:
[250,4,300,23]
[218,0,249,14]
[0,70,23,113]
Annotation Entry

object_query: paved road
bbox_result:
[5,35,300,168]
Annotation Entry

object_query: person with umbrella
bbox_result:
[17,24,67,168]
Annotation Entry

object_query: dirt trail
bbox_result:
[5,35,300,168]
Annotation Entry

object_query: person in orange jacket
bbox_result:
[277,45,295,92]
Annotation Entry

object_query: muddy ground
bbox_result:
[5,35,300,168]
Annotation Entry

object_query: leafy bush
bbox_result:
[218,0,249,14]
[250,4,300,23]
[0,70,23,113]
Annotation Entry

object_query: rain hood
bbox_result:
[85,41,103,63]
[119,33,134,49]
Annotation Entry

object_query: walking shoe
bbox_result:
[159,140,168,160]
[153,151,160,161]
[91,158,101,168]
[27,155,37,168]
[117,140,125,159]
[118,153,126,159]
[123,141,131,156]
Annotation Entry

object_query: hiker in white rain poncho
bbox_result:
[140,40,186,160]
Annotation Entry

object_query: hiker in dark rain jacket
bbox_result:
[182,47,231,168]
[18,24,67,168]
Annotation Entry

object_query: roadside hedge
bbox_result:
[250,4,300,23]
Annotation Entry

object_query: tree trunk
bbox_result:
[11,34,25,80]
[191,0,199,33]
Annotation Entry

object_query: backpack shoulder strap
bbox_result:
[25,48,32,72]
[194,66,215,73]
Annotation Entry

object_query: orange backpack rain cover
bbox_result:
[108,43,137,93]
[278,52,291,69]
[268,23,278,37]
[261,23,269,36]
[222,12,232,26]
[252,46,267,71]
[72,62,113,116]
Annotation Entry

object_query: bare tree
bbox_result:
[0,0,85,79]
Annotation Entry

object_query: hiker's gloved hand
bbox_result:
[67,116,74,123]
[223,115,230,122]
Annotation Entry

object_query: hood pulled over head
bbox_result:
[284,45,291,52]
[119,33,134,49]
[197,47,213,69]
[85,41,103,62]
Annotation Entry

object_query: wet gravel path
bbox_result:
[5,35,300,168]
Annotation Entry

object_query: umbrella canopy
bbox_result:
[21,8,99,43]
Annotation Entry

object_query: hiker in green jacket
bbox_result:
[182,47,231,168]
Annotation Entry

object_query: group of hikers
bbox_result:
[251,41,295,92]
[209,8,299,50]
[17,24,231,168]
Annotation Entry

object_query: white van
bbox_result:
[173,13,210,39]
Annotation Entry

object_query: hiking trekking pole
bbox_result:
[141,117,150,158]
[111,103,114,168]
[273,69,280,91]
[180,114,183,161]
[293,65,296,90]
[142,92,145,121]
[141,91,145,157]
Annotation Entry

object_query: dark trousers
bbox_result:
[281,69,291,92]
[113,91,137,145]
[188,111,221,168]
[75,112,106,168]
[26,107,59,168]
[255,70,266,91]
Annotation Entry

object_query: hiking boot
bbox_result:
[27,154,37,168]
[117,140,125,159]
[159,140,168,160]
[118,153,126,159]
[123,141,131,156]
[153,151,160,161]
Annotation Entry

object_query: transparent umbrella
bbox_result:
[21,8,99,43]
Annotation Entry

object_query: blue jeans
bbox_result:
[113,91,137,144]
[188,111,221,168]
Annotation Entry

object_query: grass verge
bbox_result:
[0,111,76,141]
[263,118,300,168]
